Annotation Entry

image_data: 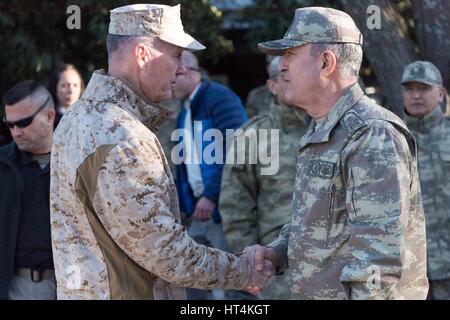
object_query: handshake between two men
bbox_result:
[242,245,278,295]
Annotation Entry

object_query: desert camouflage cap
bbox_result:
[401,61,443,86]
[258,7,363,55]
[109,4,205,51]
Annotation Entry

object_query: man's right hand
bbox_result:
[242,245,278,295]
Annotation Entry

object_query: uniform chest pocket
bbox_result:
[323,183,350,247]
[308,158,349,247]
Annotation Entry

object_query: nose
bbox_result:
[176,63,187,77]
[279,56,288,73]
[411,90,422,99]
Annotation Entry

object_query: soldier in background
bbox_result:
[220,56,310,299]
[245,6,429,299]
[245,56,275,118]
[401,61,450,300]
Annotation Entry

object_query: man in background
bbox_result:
[0,80,56,299]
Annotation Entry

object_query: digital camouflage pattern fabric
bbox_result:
[220,100,310,299]
[245,85,273,118]
[269,84,429,299]
[50,70,251,299]
[401,61,443,86]
[108,4,205,51]
[258,7,363,55]
[405,107,450,282]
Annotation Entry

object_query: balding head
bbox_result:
[182,51,199,70]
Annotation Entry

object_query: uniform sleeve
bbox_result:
[339,124,419,299]
[267,223,290,274]
[219,144,259,253]
[91,137,250,290]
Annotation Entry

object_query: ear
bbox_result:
[266,79,277,95]
[437,86,446,103]
[320,50,337,77]
[135,43,151,69]
[47,108,56,123]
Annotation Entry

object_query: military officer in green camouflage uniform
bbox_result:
[220,57,310,299]
[245,56,275,118]
[244,7,429,299]
[401,61,449,300]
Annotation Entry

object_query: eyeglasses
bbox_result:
[3,96,50,129]
[187,67,201,73]
[402,85,433,94]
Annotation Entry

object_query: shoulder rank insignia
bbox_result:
[341,110,368,138]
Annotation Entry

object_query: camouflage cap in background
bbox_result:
[109,4,205,51]
[258,7,363,56]
[401,61,443,86]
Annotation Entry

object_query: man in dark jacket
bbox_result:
[172,51,248,299]
[0,80,56,299]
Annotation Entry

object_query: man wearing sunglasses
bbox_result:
[0,80,56,300]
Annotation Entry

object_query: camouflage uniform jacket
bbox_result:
[245,85,273,118]
[405,106,450,280]
[50,70,250,300]
[269,84,429,299]
[220,100,310,253]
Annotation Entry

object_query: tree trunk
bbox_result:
[341,0,417,117]
[412,0,450,91]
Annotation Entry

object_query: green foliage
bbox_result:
[0,0,233,113]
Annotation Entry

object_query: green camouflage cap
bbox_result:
[258,7,363,55]
[109,4,205,51]
[401,61,443,86]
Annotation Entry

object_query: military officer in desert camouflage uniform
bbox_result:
[401,61,450,300]
[244,7,429,299]
[50,4,272,300]
[220,57,310,299]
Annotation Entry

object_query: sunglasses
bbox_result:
[3,96,50,129]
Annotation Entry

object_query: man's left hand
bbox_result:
[193,197,215,221]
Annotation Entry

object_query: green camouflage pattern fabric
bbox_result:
[220,99,310,299]
[50,70,250,299]
[401,61,443,86]
[269,83,429,299]
[404,106,450,281]
[259,7,362,56]
[245,85,273,118]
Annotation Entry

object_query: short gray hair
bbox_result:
[106,34,160,58]
[309,43,363,79]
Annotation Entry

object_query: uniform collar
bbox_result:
[404,105,443,132]
[270,99,310,128]
[82,70,173,131]
[304,83,365,144]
